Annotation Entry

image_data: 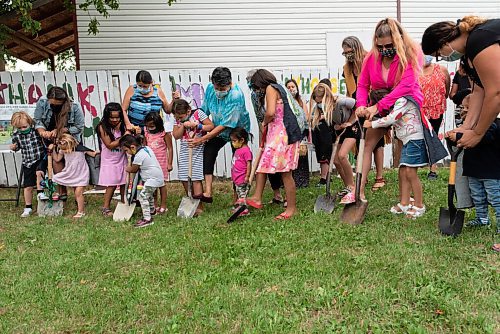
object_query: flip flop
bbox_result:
[246,199,263,209]
[274,212,293,220]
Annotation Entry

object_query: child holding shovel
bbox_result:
[10,111,47,218]
[172,99,214,216]
[119,134,164,228]
[230,127,253,217]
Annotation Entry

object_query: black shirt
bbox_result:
[463,19,500,88]
[463,119,500,179]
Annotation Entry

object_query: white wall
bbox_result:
[76,0,396,70]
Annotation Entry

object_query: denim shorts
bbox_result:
[399,139,429,167]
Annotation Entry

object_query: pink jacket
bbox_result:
[356,51,424,114]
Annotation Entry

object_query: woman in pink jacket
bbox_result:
[356,18,424,201]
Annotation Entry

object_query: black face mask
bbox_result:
[51,104,63,113]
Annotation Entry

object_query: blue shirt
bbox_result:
[201,83,250,142]
[128,85,164,127]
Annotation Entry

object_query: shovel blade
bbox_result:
[314,195,336,214]
[438,207,465,237]
[37,199,64,217]
[177,196,200,218]
[341,200,368,225]
[113,202,136,222]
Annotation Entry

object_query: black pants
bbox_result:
[429,115,444,134]
[203,136,234,175]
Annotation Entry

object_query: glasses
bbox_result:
[376,43,394,51]
[342,51,354,56]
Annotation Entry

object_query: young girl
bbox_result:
[172,99,214,215]
[96,102,129,217]
[144,111,173,214]
[119,134,164,228]
[10,111,46,218]
[51,134,90,218]
[230,127,253,216]
[364,98,428,218]
[311,83,359,204]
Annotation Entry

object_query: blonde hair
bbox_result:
[458,16,487,33]
[342,36,367,75]
[57,133,78,153]
[11,111,34,128]
[308,83,339,128]
[372,18,421,80]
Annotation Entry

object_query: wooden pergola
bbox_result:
[1,0,78,71]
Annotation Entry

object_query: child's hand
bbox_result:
[183,121,197,129]
[244,176,250,184]
[363,120,372,128]
[134,126,142,134]
[167,163,173,172]
[355,107,367,117]
[48,144,55,150]
[9,143,17,151]
[445,130,457,142]
[172,91,181,99]
[125,166,133,173]
[334,124,342,131]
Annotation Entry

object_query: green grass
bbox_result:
[0,169,498,333]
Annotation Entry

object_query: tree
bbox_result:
[1,0,178,65]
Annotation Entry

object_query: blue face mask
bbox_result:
[137,85,151,95]
[424,55,434,65]
[215,89,230,99]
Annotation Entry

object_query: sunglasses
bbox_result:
[376,43,394,50]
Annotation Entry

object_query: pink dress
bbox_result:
[53,151,89,187]
[257,100,299,173]
[98,129,127,186]
[144,129,169,181]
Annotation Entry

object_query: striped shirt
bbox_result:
[128,85,164,127]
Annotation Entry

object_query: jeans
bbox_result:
[468,177,500,226]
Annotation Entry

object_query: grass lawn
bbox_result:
[0,169,498,333]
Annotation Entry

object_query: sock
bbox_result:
[25,204,32,209]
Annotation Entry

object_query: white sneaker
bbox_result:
[37,192,49,200]
[21,208,32,218]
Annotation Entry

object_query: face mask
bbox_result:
[380,48,397,58]
[345,52,355,62]
[424,55,434,65]
[147,127,158,134]
[137,86,151,95]
[51,104,62,113]
[232,141,243,149]
[19,128,31,135]
[440,45,463,62]
[130,148,137,155]
[289,88,298,96]
[215,89,230,99]
[317,103,324,110]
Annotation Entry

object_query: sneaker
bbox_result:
[134,219,154,228]
[37,192,49,201]
[466,217,491,227]
[21,208,32,218]
[427,171,438,180]
[337,188,351,198]
[316,178,327,187]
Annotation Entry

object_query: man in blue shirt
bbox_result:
[188,67,250,203]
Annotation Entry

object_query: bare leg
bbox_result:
[406,167,424,208]
[119,184,125,203]
[159,184,168,209]
[248,173,267,204]
[360,127,385,200]
[204,174,213,197]
[192,181,204,214]
[336,139,356,190]
[320,162,329,179]
[103,186,115,209]
[24,186,33,206]
[281,171,296,216]
[74,186,85,213]
[399,167,411,206]
[374,146,384,180]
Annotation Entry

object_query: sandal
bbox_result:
[246,199,263,209]
[101,207,113,217]
[406,206,426,219]
[340,191,356,205]
[268,197,284,205]
[337,188,351,198]
[390,203,411,214]
[155,207,168,214]
[274,212,293,220]
[371,178,386,191]
[73,212,85,218]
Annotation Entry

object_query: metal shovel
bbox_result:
[37,154,64,217]
[314,134,342,214]
[438,139,464,237]
[341,125,368,225]
[113,158,138,222]
[177,147,200,218]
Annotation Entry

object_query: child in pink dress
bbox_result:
[230,127,253,216]
[96,103,129,216]
[144,112,173,214]
[52,134,90,218]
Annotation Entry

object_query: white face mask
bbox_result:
[289,88,298,96]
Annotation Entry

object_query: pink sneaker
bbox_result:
[340,191,355,204]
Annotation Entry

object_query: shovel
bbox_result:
[314,132,343,214]
[37,153,64,217]
[341,125,368,225]
[438,139,464,237]
[177,146,200,218]
[113,158,138,222]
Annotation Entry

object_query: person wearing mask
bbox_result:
[189,67,251,203]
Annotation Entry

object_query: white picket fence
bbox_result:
[0,66,458,186]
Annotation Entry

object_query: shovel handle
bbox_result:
[449,161,457,186]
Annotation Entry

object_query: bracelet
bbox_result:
[197,123,203,131]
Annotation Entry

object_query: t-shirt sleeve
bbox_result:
[132,151,145,166]
[163,113,175,132]
[467,26,500,62]
[218,90,246,129]
[244,148,253,161]
[452,74,460,85]
[201,84,212,116]
[197,109,208,122]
